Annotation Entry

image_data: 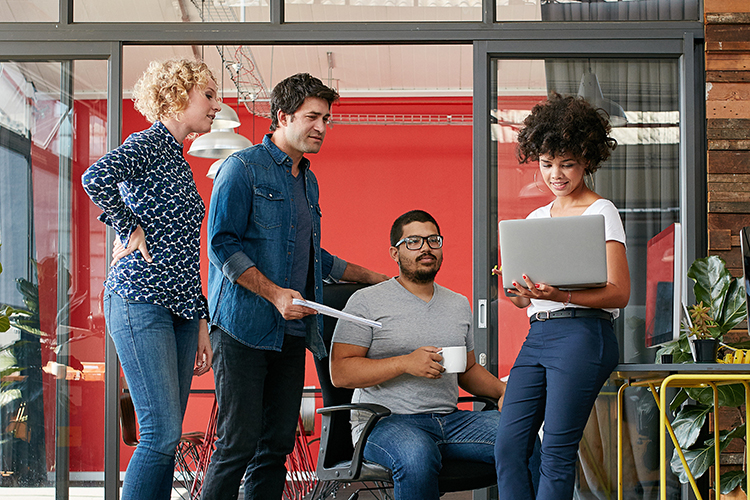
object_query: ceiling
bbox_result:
[1,0,549,100]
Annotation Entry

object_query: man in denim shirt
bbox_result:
[202,73,388,500]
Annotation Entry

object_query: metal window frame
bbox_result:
[0,2,704,499]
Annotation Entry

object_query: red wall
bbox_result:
[64,93,537,473]
[117,95,519,466]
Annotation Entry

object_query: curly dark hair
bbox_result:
[269,73,339,131]
[516,93,617,174]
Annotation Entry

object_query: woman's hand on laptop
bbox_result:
[510,274,564,302]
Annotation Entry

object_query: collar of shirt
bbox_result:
[262,133,310,172]
[152,121,185,157]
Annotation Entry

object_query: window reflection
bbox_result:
[0,60,108,490]
[0,0,57,22]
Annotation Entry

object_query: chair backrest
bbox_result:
[119,393,139,447]
[314,282,371,468]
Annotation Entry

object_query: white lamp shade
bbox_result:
[212,103,241,129]
[187,129,252,159]
[207,159,224,179]
[577,72,628,127]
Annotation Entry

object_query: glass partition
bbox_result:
[490,57,680,373]
[488,56,681,499]
[285,0,482,22]
[0,59,108,495]
[0,1,58,22]
[496,0,701,22]
[74,0,269,23]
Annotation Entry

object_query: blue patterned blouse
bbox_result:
[82,121,208,320]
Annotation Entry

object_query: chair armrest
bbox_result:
[457,395,498,411]
[316,403,391,417]
[316,403,391,480]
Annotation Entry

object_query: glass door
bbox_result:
[490,57,681,498]
[488,57,681,372]
[0,57,112,498]
[473,36,704,499]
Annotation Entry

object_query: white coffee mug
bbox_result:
[438,346,467,373]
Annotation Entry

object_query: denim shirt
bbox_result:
[207,134,346,358]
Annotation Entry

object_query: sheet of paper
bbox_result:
[292,298,382,329]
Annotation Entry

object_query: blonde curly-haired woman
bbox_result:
[82,59,218,500]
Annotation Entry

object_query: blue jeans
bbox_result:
[103,290,199,500]
[200,329,306,500]
[495,317,619,500]
[364,410,511,500]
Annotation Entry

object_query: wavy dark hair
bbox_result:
[516,93,617,174]
[269,73,339,131]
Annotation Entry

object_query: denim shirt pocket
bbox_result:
[253,185,285,229]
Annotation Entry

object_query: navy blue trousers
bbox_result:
[495,316,618,500]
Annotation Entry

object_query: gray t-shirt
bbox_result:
[331,278,474,442]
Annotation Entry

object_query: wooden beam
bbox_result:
[709,228,733,251]
[707,13,750,24]
[705,0,750,13]
[708,151,750,173]
[706,71,750,82]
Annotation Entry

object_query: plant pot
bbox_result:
[693,338,719,363]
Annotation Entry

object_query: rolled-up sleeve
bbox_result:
[222,251,256,284]
[322,249,347,281]
[207,155,256,282]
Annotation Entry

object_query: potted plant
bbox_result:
[655,255,749,496]
[687,301,722,362]
[657,255,747,363]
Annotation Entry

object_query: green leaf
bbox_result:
[689,256,731,313]
[0,389,22,407]
[672,404,711,448]
[685,384,746,408]
[705,424,746,447]
[721,278,747,332]
[721,470,746,495]
[0,316,8,333]
[670,444,715,483]
[0,351,18,372]
[670,389,689,414]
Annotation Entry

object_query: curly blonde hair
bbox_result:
[133,59,216,123]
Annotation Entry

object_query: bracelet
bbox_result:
[563,291,572,307]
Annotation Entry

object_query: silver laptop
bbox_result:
[498,214,608,293]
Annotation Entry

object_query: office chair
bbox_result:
[313,282,499,499]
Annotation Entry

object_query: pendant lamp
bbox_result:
[188,103,251,159]
[577,71,627,127]
[212,103,241,129]
[207,158,224,179]
[188,129,252,159]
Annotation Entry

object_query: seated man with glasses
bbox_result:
[330,209,540,500]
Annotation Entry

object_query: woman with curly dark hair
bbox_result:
[494,93,630,499]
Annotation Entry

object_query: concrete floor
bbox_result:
[0,483,479,499]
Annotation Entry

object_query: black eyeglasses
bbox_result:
[394,234,444,251]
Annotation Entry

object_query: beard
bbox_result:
[399,254,441,284]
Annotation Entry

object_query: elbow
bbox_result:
[330,371,355,389]
[613,289,630,309]
[329,360,350,389]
